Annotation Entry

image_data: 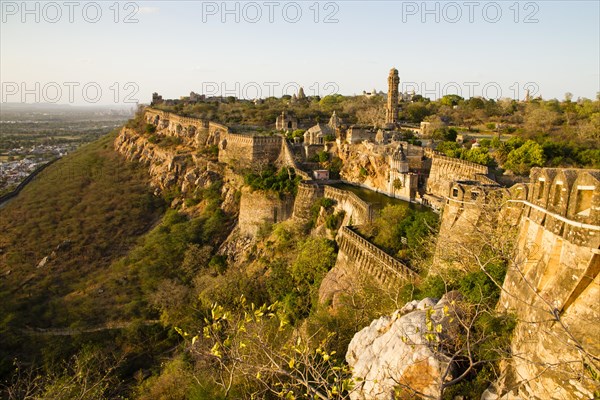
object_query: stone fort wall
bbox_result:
[323,186,374,226]
[238,187,294,237]
[424,148,490,199]
[434,167,600,399]
[336,226,417,288]
[496,168,599,399]
[217,132,282,168]
[292,182,324,221]
[434,180,508,268]
[144,107,286,168]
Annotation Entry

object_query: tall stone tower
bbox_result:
[386,68,399,126]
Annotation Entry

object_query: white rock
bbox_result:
[346,294,461,400]
[36,256,49,268]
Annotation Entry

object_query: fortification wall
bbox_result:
[324,186,374,225]
[238,187,294,237]
[144,108,287,168]
[252,136,284,164]
[424,149,490,198]
[145,108,212,147]
[218,132,283,168]
[335,226,416,288]
[280,140,311,180]
[434,180,508,268]
[292,181,324,221]
[496,168,599,399]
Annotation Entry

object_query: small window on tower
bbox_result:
[452,188,459,197]
[470,191,479,201]
[537,180,545,200]
[575,188,594,217]
[552,184,562,206]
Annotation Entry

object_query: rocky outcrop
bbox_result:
[346,293,462,399]
[115,127,194,192]
[338,142,390,194]
[115,126,243,213]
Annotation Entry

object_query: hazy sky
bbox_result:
[1,1,599,105]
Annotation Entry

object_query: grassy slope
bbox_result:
[0,131,164,332]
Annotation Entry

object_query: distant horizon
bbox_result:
[1,83,598,109]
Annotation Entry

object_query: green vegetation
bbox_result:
[436,141,494,167]
[359,204,439,264]
[4,91,596,398]
[0,131,168,386]
[243,165,301,196]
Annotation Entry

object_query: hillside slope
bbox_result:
[0,131,165,373]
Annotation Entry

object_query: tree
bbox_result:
[440,94,463,107]
[403,102,432,123]
[177,299,353,399]
[504,140,545,175]
[3,348,124,400]
[524,105,559,133]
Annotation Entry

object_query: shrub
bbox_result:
[243,166,300,196]
[145,124,156,134]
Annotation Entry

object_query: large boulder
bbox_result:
[346,292,462,399]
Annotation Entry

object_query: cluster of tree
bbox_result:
[359,204,439,265]
[435,133,599,175]
[243,166,301,196]
[436,141,495,167]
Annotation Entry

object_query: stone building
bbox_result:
[151,92,164,106]
[304,123,332,145]
[313,170,330,180]
[346,126,376,144]
[385,68,399,126]
[275,111,298,131]
[388,144,418,200]
[304,112,340,145]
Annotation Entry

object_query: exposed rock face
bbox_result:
[346,293,461,399]
[338,143,390,193]
[115,127,197,191]
[115,126,243,214]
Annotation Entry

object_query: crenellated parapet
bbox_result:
[432,167,600,397]
[280,140,311,181]
[324,186,374,225]
[424,148,492,199]
[520,168,600,247]
[144,107,291,169]
[337,226,417,288]
[144,107,214,146]
[496,167,600,399]
[217,132,283,168]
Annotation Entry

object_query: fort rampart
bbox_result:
[497,168,599,399]
[424,148,491,199]
[292,181,324,220]
[434,166,599,399]
[336,226,417,288]
[323,185,374,225]
[144,107,288,168]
